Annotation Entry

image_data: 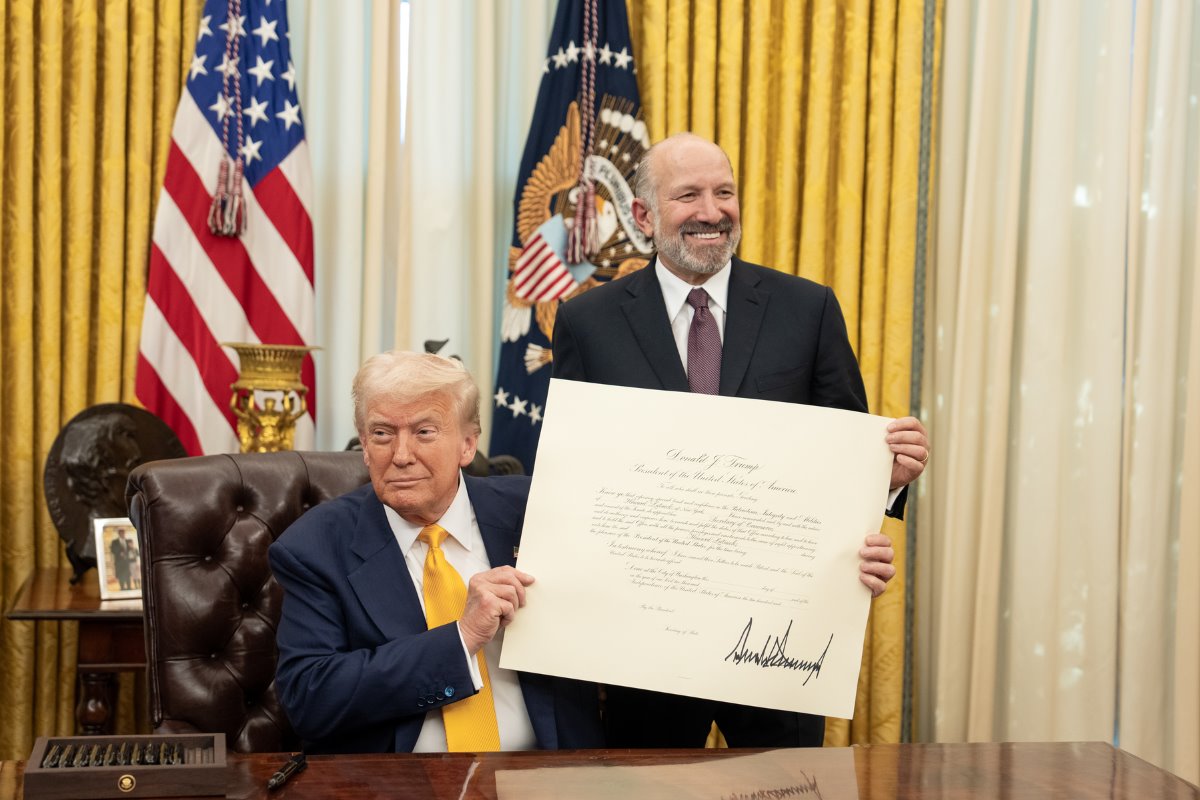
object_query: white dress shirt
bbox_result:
[383,477,537,752]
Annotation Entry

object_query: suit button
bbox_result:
[444,687,455,698]
[426,694,437,703]
[416,698,425,707]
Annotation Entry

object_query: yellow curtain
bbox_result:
[0,0,201,761]
[628,0,941,745]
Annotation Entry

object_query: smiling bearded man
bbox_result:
[632,134,743,279]
[549,132,928,750]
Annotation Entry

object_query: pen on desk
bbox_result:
[267,752,307,791]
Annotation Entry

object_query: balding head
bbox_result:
[631,133,741,284]
[633,133,735,213]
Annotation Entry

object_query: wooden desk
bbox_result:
[1,742,1196,799]
[6,567,145,735]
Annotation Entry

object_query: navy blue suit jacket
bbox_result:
[269,474,603,754]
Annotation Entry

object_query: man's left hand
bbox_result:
[859,533,896,597]
[887,416,929,490]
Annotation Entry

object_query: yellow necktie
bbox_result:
[418,524,501,752]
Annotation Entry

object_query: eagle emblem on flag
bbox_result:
[489,0,644,472]
[502,98,653,374]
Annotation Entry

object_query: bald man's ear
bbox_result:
[632,198,655,239]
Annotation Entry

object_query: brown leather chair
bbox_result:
[126,451,369,752]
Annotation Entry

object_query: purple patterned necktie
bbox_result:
[686,287,721,394]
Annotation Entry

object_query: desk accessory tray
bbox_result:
[24,733,227,799]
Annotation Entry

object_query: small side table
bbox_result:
[5,566,145,734]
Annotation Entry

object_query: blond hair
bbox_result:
[352,351,481,436]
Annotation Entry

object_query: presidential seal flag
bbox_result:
[490,0,649,472]
[136,0,315,456]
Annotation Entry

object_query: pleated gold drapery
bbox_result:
[0,0,202,761]
[627,0,941,745]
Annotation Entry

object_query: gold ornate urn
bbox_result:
[224,343,318,453]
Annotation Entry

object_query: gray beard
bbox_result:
[654,227,741,277]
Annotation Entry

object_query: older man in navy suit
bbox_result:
[552,133,928,748]
[270,351,602,754]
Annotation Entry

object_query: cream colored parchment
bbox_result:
[499,379,893,719]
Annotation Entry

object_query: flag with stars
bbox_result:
[489,0,649,472]
[136,0,315,455]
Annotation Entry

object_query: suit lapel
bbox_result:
[720,258,767,396]
[349,477,519,640]
[463,476,520,569]
[619,262,690,392]
[346,491,427,640]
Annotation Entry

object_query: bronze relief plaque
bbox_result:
[44,403,186,582]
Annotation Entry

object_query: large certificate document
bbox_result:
[499,379,893,719]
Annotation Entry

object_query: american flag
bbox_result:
[136,0,315,456]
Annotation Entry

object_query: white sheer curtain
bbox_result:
[921,0,1200,781]
[289,0,555,450]
[1119,0,1200,779]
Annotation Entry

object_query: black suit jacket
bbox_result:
[553,256,868,406]
[552,256,904,516]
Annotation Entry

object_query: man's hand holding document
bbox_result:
[500,379,894,719]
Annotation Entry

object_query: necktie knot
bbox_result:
[419,524,448,550]
[686,287,710,311]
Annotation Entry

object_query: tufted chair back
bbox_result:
[126,450,369,753]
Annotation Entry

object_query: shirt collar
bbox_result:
[655,258,732,321]
[384,472,475,553]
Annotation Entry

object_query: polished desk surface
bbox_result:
[6,566,142,621]
[2,742,1197,799]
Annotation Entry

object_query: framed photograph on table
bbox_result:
[93,517,141,600]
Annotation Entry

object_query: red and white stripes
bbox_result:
[136,89,315,455]
[512,229,579,302]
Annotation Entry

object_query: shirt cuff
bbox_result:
[886,487,902,511]
[456,623,484,691]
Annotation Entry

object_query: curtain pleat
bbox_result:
[2,0,67,761]
[0,0,193,761]
[95,0,130,402]
[715,2,743,157]
[920,0,1032,743]
[764,0,804,277]
[1119,0,1200,777]
[687,0,716,138]
[629,0,939,745]
[1176,193,1200,783]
